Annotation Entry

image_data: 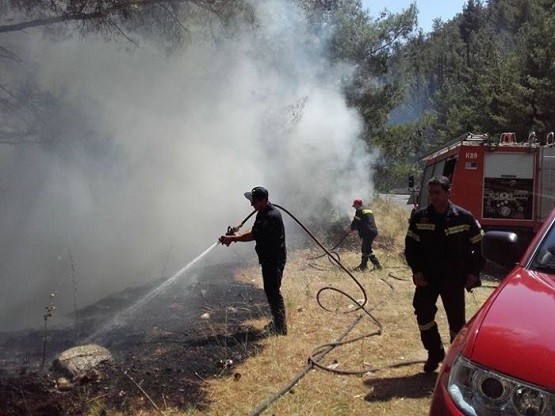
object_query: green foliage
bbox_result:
[299,0,418,129]
[415,0,554,139]
[368,114,436,191]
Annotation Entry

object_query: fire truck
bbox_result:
[410,131,555,245]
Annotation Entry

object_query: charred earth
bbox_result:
[0,262,272,415]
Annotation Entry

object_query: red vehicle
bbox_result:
[429,207,555,416]
[411,131,555,246]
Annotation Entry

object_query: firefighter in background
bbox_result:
[350,198,382,271]
[405,175,485,373]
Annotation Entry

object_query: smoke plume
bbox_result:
[0,0,376,331]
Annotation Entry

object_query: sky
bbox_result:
[362,0,469,33]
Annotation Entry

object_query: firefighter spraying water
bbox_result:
[217,186,390,341]
[219,187,288,336]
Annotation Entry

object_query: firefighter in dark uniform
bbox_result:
[405,176,485,372]
[220,186,287,335]
[350,198,382,271]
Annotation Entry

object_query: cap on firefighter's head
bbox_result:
[244,186,269,202]
[352,198,363,208]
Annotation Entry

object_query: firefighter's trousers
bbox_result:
[360,232,380,267]
[413,279,466,352]
[261,261,287,333]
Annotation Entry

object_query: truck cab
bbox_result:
[413,131,555,246]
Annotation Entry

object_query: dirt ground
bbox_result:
[0,262,273,415]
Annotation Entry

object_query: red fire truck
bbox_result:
[410,131,555,244]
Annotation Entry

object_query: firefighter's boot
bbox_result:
[273,311,287,336]
[424,347,445,373]
[369,253,382,270]
[268,298,287,336]
[354,256,368,271]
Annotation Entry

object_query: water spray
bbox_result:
[86,242,218,343]
[89,210,257,343]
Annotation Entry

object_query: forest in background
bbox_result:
[375,0,555,190]
[1,0,553,191]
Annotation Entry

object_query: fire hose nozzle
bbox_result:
[226,226,239,235]
[219,226,240,244]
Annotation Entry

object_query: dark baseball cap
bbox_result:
[244,186,269,202]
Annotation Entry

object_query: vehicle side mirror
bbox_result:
[482,231,520,269]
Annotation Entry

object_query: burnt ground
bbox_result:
[0,262,274,415]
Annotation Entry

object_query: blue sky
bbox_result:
[361,0,469,33]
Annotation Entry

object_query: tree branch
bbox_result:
[106,20,141,48]
[368,25,412,56]
[0,46,24,63]
[0,0,220,34]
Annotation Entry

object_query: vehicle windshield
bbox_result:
[530,220,555,273]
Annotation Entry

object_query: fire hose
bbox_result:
[218,204,424,416]
[307,228,351,258]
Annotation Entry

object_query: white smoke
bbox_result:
[0,0,376,331]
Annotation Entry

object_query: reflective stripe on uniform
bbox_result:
[354,215,361,220]
[362,208,373,215]
[415,223,435,231]
[445,224,470,235]
[470,230,485,244]
[406,230,420,242]
[419,321,437,331]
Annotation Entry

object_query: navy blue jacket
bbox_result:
[252,203,286,265]
[350,206,378,238]
[405,203,485,282]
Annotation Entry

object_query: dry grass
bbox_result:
[134,198,497,416]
